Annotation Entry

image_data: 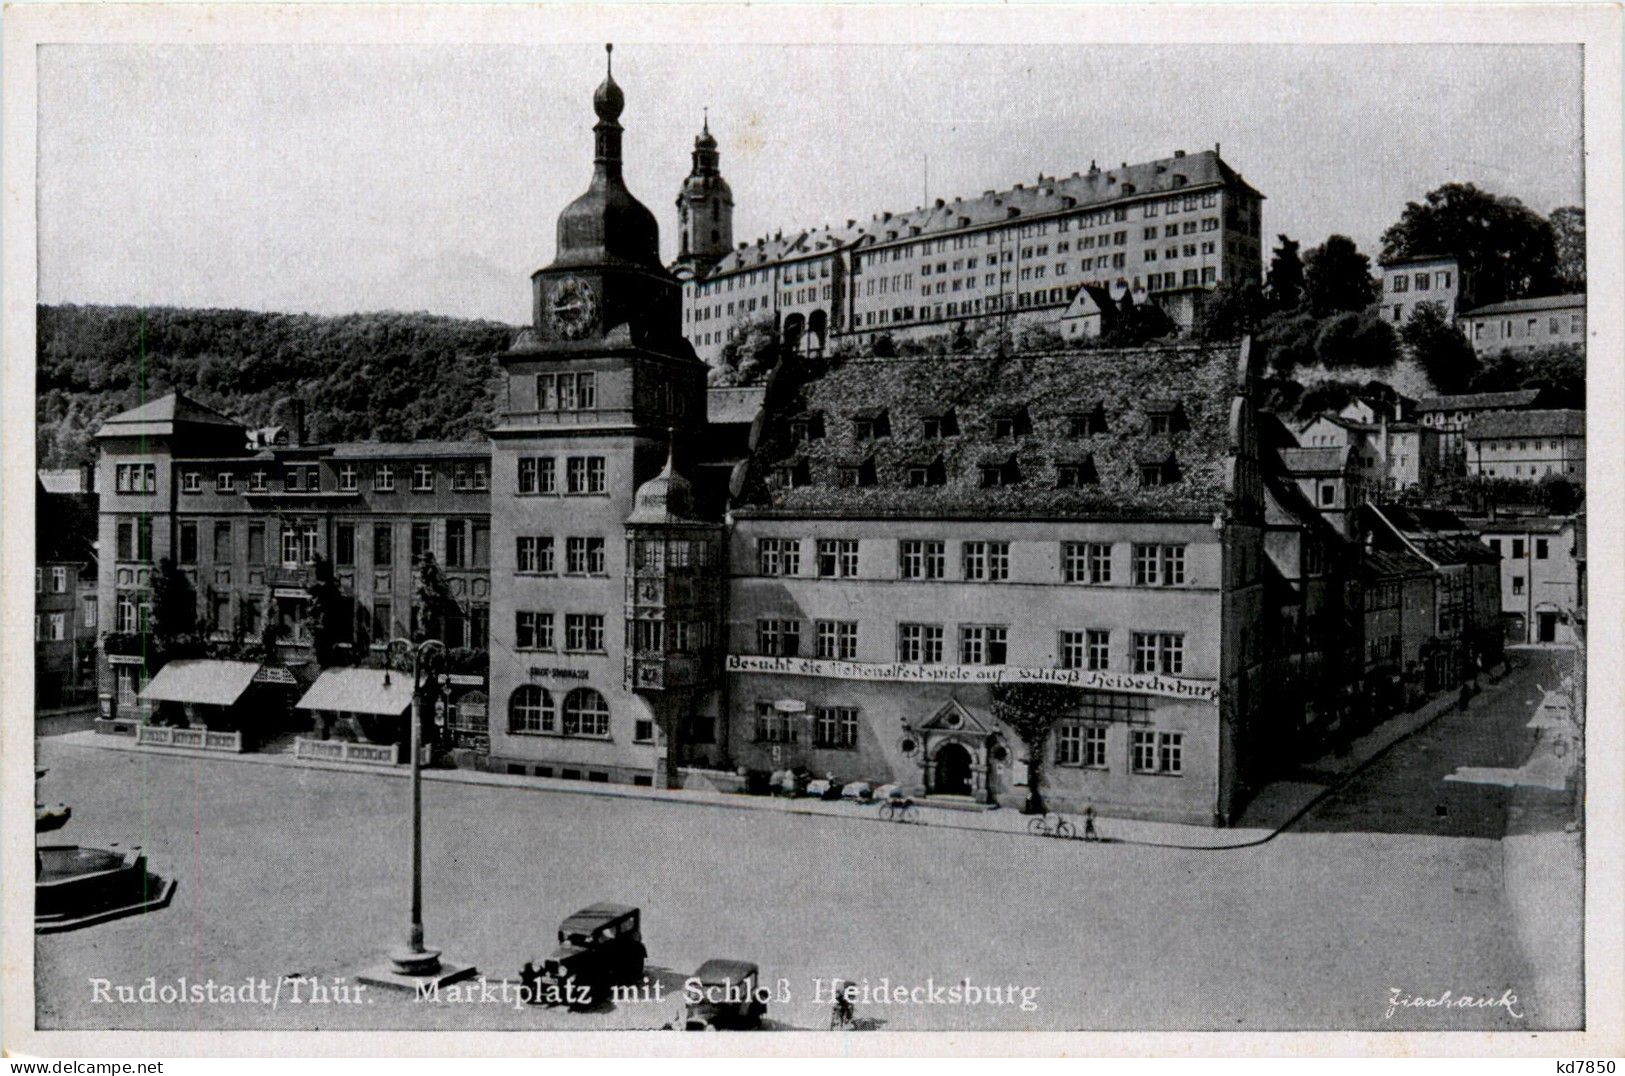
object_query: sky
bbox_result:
[37,43,1584,325]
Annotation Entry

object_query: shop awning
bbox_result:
[138,659,262,707]
[295,667,414,717]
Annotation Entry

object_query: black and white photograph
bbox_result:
[3,2,1621,1061]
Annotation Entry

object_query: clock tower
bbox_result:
[488,45,715,788]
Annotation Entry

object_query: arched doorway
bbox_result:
[932,742,974,796]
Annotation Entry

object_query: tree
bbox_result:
[989,682,1078,815]
[1549,206,1585,291]
[1400,301,1480,394]
[1538,473,1584,515]
[1265,234,1305,312]
[1312,311,1399,369]
[1468,343,1585,405]
[306,554,355,668]
[1380,183,1560,306]
[150,557,201,660]
[413,552,463,645]
[1255,310,1320,378]
[1302,235,1377,316]
[1099,297,1177,348]
[711,314,781,386]
[1193,280,1266,342]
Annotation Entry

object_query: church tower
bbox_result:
[488,45,716,789]
[673,112,733,277]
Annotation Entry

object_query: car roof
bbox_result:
[560,903,638,931]
[693,959,758,982]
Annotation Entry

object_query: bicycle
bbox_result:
[878,798,918,823]
[1026,812,1075,839]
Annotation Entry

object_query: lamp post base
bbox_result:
[356,955,478,994]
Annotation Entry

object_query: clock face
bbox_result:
[550,276,598,340]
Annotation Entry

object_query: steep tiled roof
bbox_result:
[1458,293,1585,319]
[736,343,1243,520]
[95,391,244,437]
[1359,547,1433,581]
[1465,409,1585,440]
[1369,504,1499,567]
[1414,389,1543,413]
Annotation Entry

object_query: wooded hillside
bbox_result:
[36,305,518,466]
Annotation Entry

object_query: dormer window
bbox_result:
[837,456,878,488]
[772,458,812,489]
[284,468,303,492]
[1138,454,1181,487]
[216,472,236,494]
[1056,455,1099,488]
[992,406,1031,439]
[1067,405,1108,437]
[248,470,269,493]
[790,412,826,443]
[1145,399,1189,435]
[906,456,947,487]
[921,408,959,439]
[978,454,1021,488]
[852,409,891,441]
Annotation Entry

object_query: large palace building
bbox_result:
[83,50,1498,827]
[675,128,1266,363]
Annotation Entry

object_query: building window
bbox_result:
[247,470,268,493]
[962,541,1010,581]
[50,565,68,593]
[756,618,802,657]
[814,706,860,749]
[566,457,606,494]
[509,685,556,734]
[411,523,433,562]
[216,472,235,493]
[280,526,302,567]
[959,624,1008,665]
[816,538,859,578]
[181,471,201,493]
[565,536,607,575]
[815,620,858,660]
[245,522,265,565]
[898,622,945,664]
[1133,544,1186,586]
[339,464,358,491]
[517,535,554,574]
[1488,538,1502,557]
[561,689,610,737]
[1512,576,1525,596]
[82,595,98,629]
[921,410,959,439]
[1131,730,1184,775]
[852,409,891,440]
[374,465,395,492]
[1063,542,1112,584]
[899,539,946,580]
[754,701,799,744]
[758,537,801,576]
[1536,539,1549,560]
[1512,539,1525,559]
[1132,632,1185,675]
[564,613,605,652]
[1056,725,1107,768]
[115,463,158,494]
[516,611,554,650]
[373,524,394,567]
[411,464,434,492]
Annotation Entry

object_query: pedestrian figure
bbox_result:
[519,961,538,1005]
[1083,805,1099,842]
[1458,683,1471,711]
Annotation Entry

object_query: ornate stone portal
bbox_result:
[914,699,1003,802]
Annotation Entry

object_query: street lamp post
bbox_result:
[358,637,476,990]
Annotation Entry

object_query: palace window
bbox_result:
[756,618,802,657]
[754,701,799,744]
[115,463,157,494]
[1132,632,1185,675]
[1131,730,1184,775]
[814,707,860,749]
[373,524,394,566]
[374,465,395,492]
[338,464,358,491]
[181,471,201,493]
[816,539,859,578]
[959,625,1008,665]
[815,620,858,660]
[962,541,1010,582]
[564,613,605,652]
[897,622,945,664]
[566,536,606,575]
[216,471,236,493]
[899,540,946,580]
[1133,544,1187,586]
[411,464,434,492]
[518,456,557,495]
[1056,725,1108,769]
[758,537,801,576]
[565,457,606,494]
[1063,541,1112,584]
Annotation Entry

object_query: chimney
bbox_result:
[1174,149,1186,158]
[291,399,307,446]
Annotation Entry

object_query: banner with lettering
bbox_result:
[724,654,1218,702]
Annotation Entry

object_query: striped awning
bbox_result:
[139,660,262,707]
[295,667,413,717]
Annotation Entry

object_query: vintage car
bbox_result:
[529,903,645,1007]
[683,959,767,1030]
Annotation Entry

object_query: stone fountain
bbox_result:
[35,767,175,933]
